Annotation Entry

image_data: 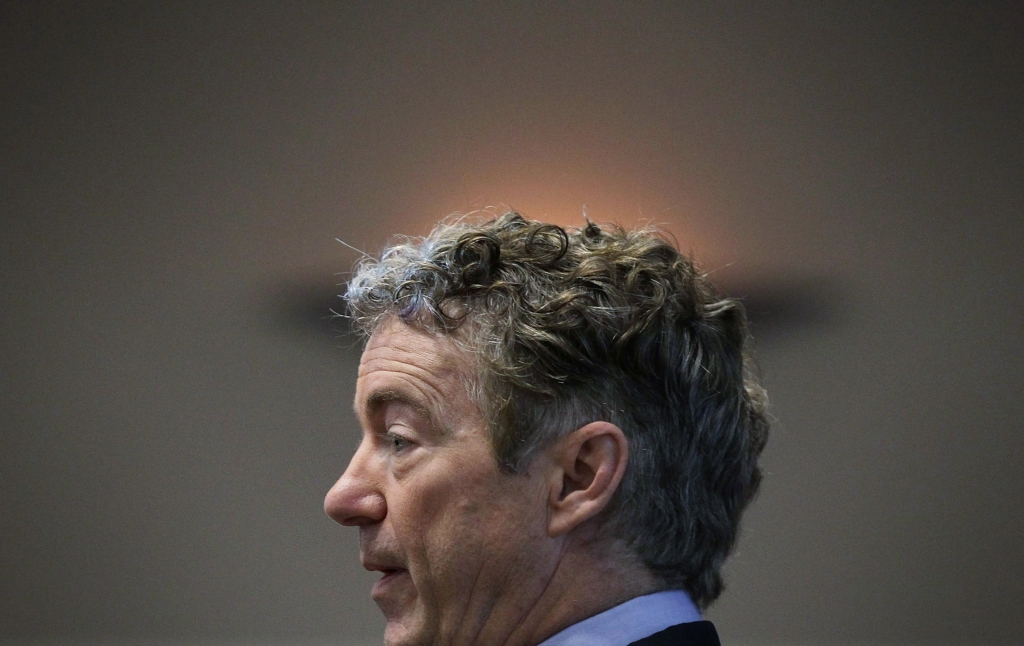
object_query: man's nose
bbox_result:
[323,445,386,526]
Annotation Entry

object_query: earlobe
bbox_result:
[547,421,629,537]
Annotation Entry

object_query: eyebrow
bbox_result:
[359,389,446,436]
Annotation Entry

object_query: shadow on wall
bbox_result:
[271,271,847,345]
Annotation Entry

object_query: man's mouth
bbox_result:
[371,568,409,599]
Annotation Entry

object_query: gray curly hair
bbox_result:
[345,211,768,608]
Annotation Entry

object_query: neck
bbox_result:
[470,536,661,646]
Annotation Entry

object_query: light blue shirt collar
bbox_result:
[537,590,702,646]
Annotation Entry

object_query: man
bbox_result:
[325,212,768,646]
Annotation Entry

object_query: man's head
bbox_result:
[325,212,768,645]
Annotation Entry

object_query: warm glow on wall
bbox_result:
[372,147,735,272]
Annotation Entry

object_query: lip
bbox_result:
[370,568,409,599]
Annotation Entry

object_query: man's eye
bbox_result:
[387,432,411,452]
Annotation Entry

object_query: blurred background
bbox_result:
[2,2,1022,645]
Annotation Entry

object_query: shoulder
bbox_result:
[627,621,721,646]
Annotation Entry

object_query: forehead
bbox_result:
[355,319,479,420]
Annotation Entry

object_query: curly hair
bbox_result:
[345,211,769,608]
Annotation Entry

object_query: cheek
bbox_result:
[390,450,549,591]
[436,480,547,571]
[391,468,492,559]
[405,474,511,572]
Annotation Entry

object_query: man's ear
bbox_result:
[546,421,629,537]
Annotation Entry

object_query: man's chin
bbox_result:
[383,619,427,646]
[373,572,426,646]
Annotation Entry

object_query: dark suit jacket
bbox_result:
[628,621,721,646]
